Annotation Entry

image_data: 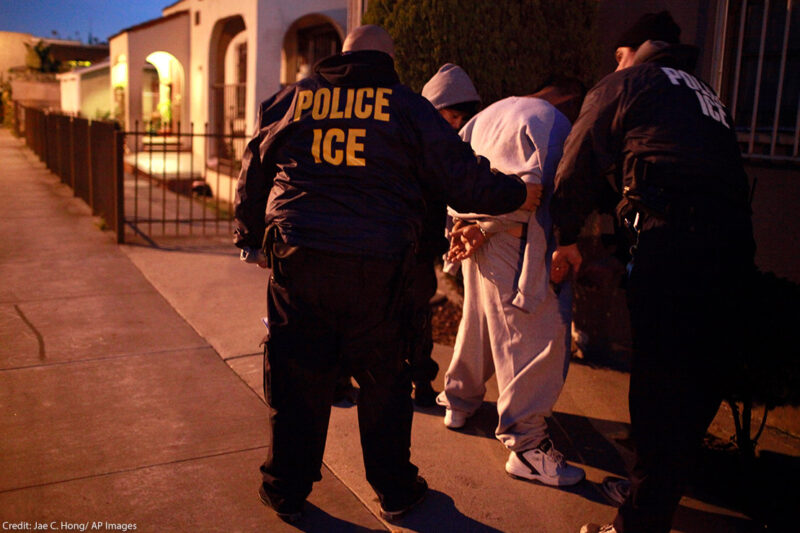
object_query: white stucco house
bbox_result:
[108,0,361,201]
[57,60,112,119]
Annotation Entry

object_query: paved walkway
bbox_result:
[0,129,381,532]
[2,127,795,532]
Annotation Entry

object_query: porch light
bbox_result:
[112,55,127,88]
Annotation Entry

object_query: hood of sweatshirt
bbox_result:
[314,50,399,87]
[421,63,481,109]
[633,39,700,72]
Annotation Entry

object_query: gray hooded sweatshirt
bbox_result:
[421,63,481,109]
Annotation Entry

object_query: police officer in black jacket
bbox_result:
[550,12,756,533]
[234,25,539,523]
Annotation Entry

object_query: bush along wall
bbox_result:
[727,270,800,459]
[364,0,600,106]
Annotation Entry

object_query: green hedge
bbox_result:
[364,0,600,106]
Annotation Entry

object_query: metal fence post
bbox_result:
[115,128,125,244]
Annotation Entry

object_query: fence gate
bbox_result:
[121,123,247,244]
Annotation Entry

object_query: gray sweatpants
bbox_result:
[438,230,571,452]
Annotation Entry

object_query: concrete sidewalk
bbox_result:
[1,127,791,532]
[120,235,765,533]
[0,129,382,532]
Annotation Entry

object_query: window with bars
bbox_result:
[721,0,799,161]
[297,24,342,71]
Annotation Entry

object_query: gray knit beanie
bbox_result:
[421,63,481,110]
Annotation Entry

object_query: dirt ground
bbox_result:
[431,298,462,346]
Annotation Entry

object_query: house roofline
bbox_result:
[108,9,189,41]
[161,0,188,12]
[56,59,111,80]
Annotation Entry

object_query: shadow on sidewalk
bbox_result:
[389,489,504,533]
[687,445,800,531]
[282,502,385,532]
[570,351,631,374]
[123,234,236,255]
[423,402,632,482]
[415,400,796,530]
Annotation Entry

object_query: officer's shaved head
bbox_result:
[342,25,394,57]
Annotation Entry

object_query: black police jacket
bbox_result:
[234,50,526,258]
[552,41,752,246]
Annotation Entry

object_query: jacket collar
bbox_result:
[314,50,400,87]
[633,40,699,72]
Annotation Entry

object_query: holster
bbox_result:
[261,224,299,270]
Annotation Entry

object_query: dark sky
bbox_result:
[0,0,170,43]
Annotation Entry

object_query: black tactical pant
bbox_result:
[259,246,419,513]
[407,259,440,385]
[614,220,754,533]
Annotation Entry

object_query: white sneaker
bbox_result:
[443,408,469,429]
[579,524,617,533]
[505,438,585,486]
[601,476,630,506]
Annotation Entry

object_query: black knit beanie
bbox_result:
[616,11,681,49]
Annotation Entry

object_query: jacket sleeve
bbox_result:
[551,76,625,245]
[233,96,284,250]
[410,101,527,216]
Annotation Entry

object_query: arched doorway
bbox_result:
[282,15,343,86]
[142,51,185,133]
[208,15,247,165]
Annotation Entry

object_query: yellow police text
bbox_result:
[293,87,392,122]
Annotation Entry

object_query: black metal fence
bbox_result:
[13,102,24,138]
[122,122,247,243]
[20,107,248,245]
[23,106,124,243]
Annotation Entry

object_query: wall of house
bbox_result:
[110,12,190,132]
[747,164,800,284]
[224,32,248,84]
[80,68,111,119]
[181,0,345,166]
[61,67,111,118]
[162,0,191,17]
[253,1,346,108]
[9,79,60,108]
[347,0,368,34]
[109,33,129,126]
[58,73,81,114]
[0,31,31,78]
[185,0,257,142]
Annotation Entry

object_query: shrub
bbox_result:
[25,40,62,73]
[363,0,600,105]
[727,270,800,458]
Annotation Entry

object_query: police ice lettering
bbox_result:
[293,87,393,166]
[661,67,730,129]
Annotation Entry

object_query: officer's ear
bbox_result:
[615,47,637,71]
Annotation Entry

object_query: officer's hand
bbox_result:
[521,183,543,211]
[240,248,269,269]
[551,244,582,284]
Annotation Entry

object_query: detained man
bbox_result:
[436,78,587,487]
